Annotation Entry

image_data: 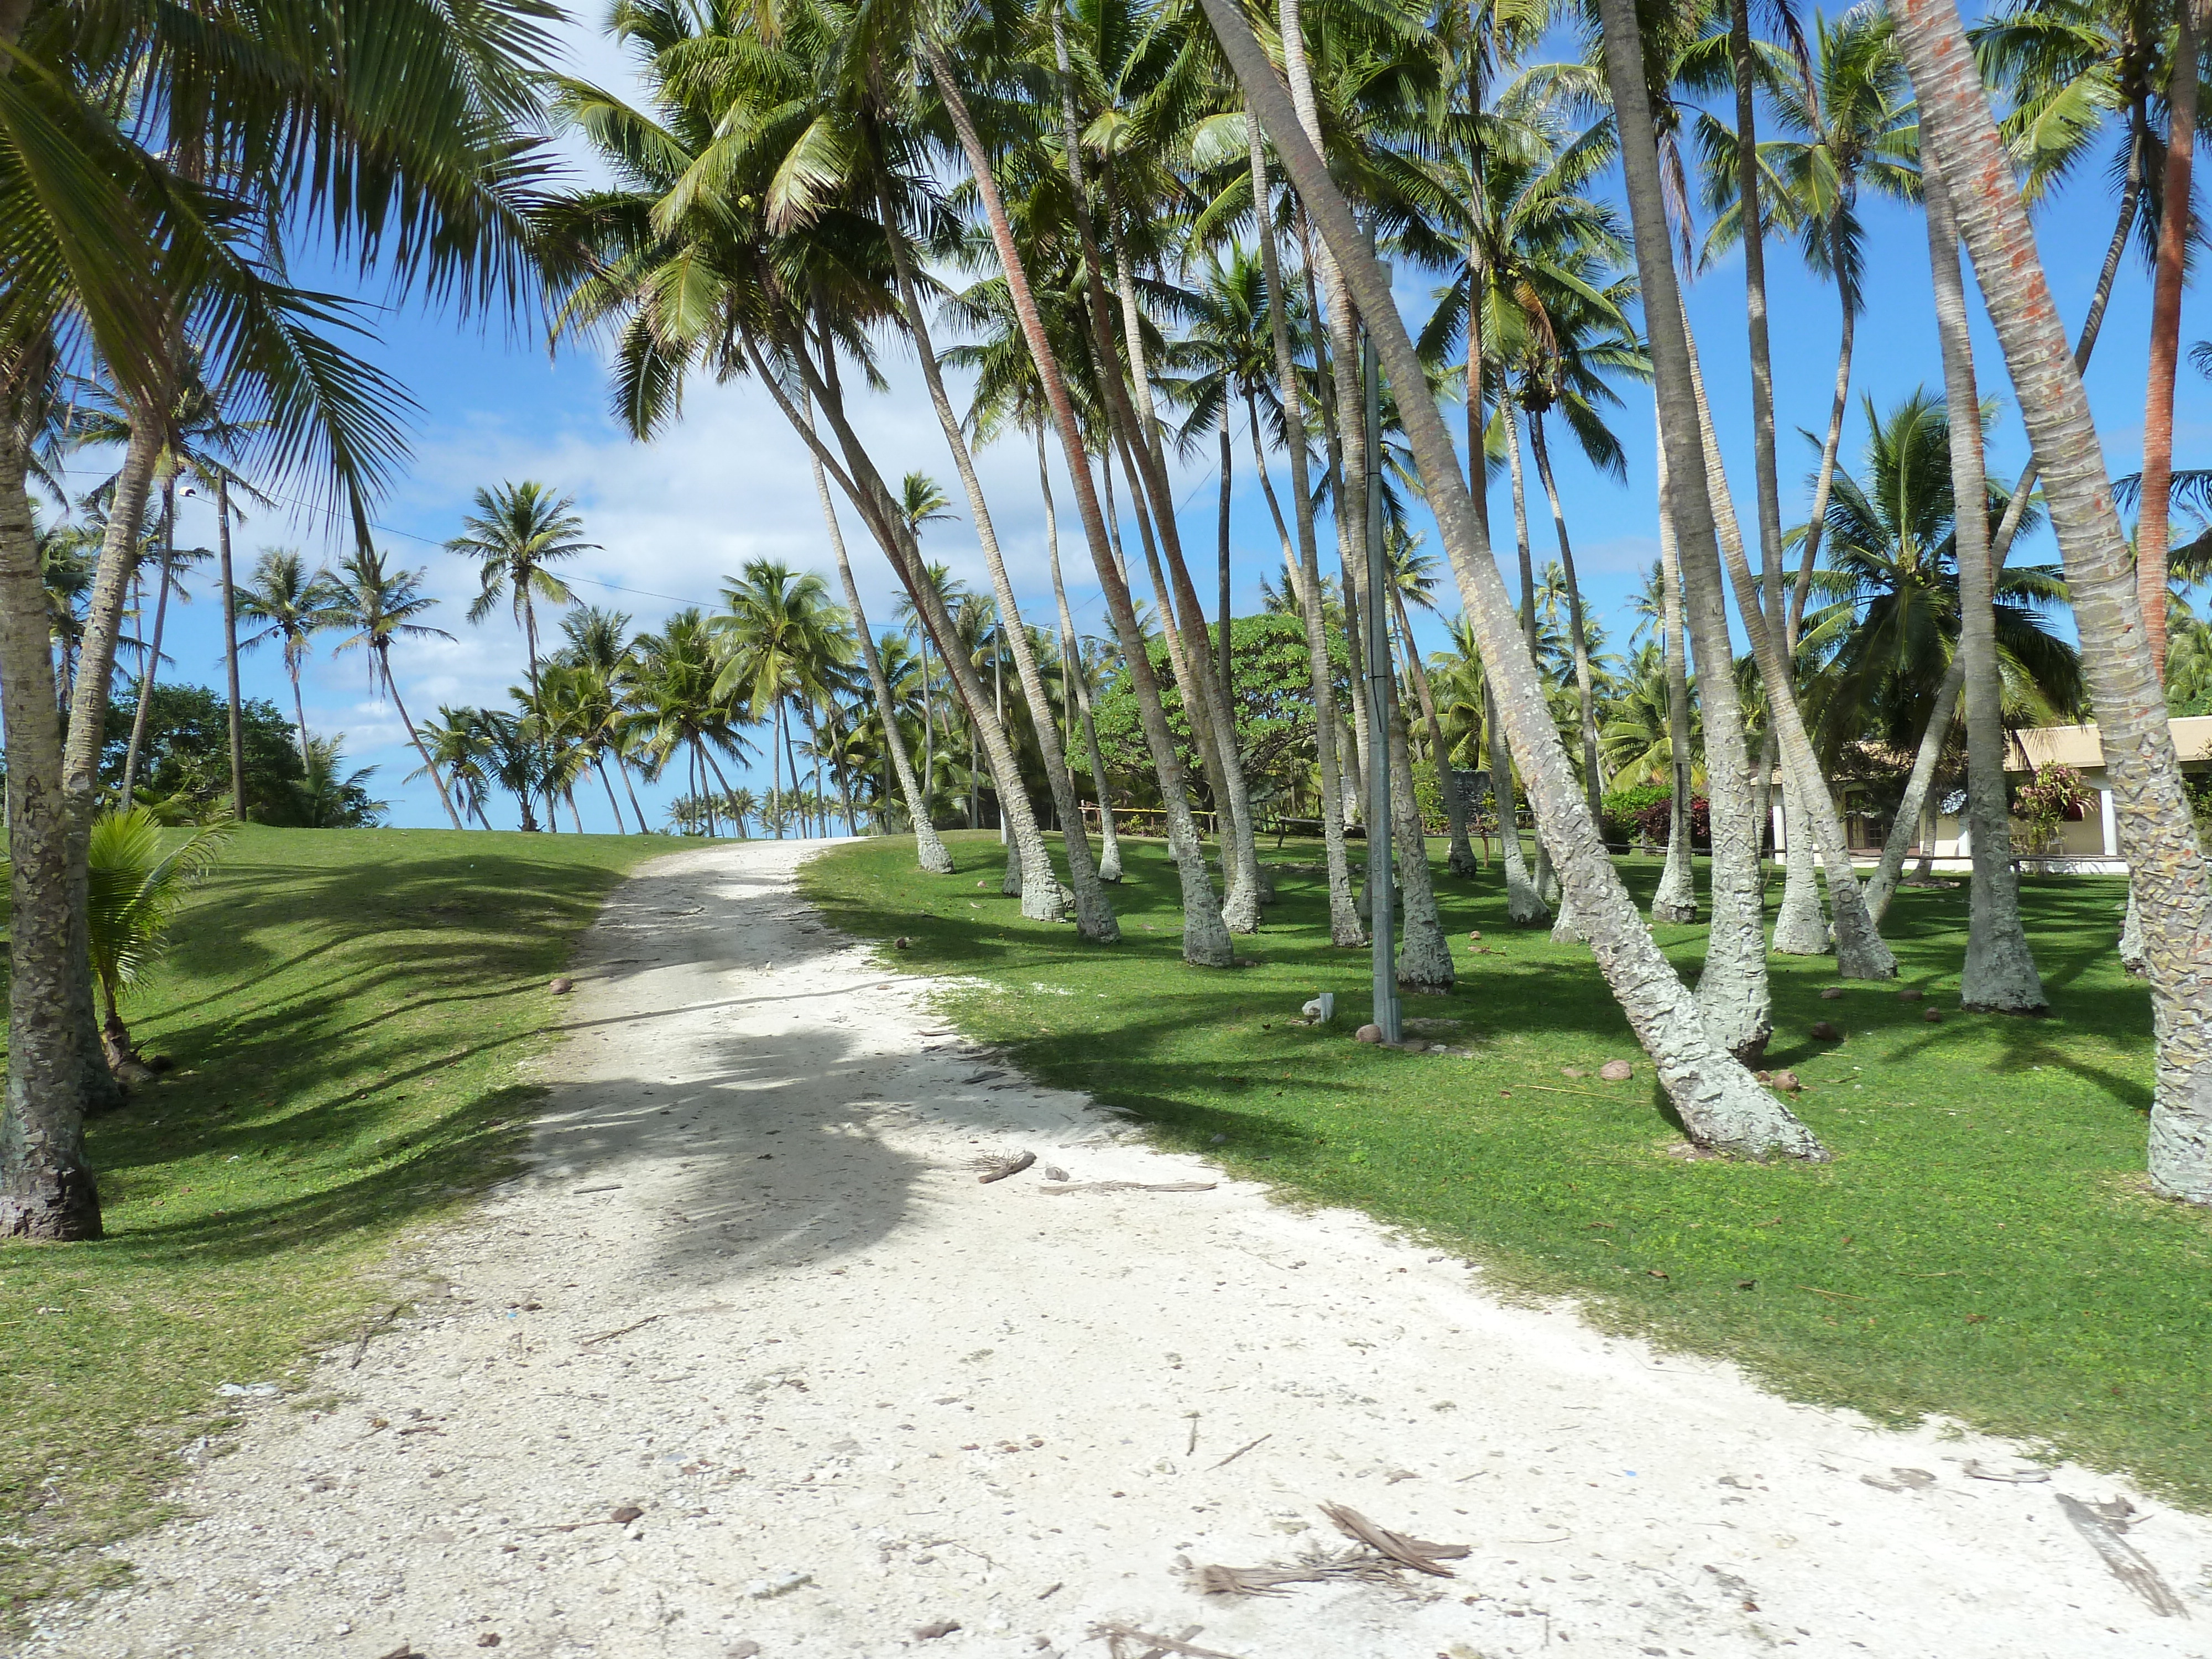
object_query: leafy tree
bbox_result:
[98,685,310,826]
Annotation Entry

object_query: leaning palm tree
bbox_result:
[1201,0,1825,1156]
[446,482,594,698]
[414,707,498,830]
[326,547,463,831]
[236,549,343,761]
[1897,0,2212,1203]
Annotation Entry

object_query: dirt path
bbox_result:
[31,840,2211,1658]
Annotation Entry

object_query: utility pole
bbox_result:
[1363,234,1401,1045]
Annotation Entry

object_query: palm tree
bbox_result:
[1203,0,1827,1156]
[804,408,951,870]
[0,0,550,1241]
[415,708,499,831]
[84,809,232,1070]
[868,178,1117,933]
[1921,155,2047,1014]
[295,735,387,830]
[1897,0,2212,1201]
[116,530,213,807]
[1798,394,2078,760]
[236,550,343,764]
[1248,118,1364,938]
[327,547,463,831]
[712,560,853,842]
[447,482,594,698]
[627,610,754,834]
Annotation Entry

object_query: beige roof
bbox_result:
[2005,717,2212,773]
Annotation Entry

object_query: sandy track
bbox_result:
[29,839,2210,1659]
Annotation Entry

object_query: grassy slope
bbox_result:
[804,830,2212,1508]
[0,826,658,1612]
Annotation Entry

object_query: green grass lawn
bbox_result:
[0,825,660,1615]
[804,829,2212,1508]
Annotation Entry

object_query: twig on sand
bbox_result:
[1039,1181,1217,1196]
[578,1314,663,1348]
[351,1305,405,1370]
[976,1150,1036,1185]
[2057,1495,2189,1617]
[1208,1434,1271,1470]
[1092,1623,1244,1659]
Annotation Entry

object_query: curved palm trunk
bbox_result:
[808,394,951,874]
[760,328,1071,925]
[2140,0,2204,681]
[1866,168,2143,925]
[1678,301,1896,980]
[0,406,102,1239]
[121,485,178,806]
[288,662,311,764]
[1651,436,1699,924]
[617,756,647,836]
[379,646,463,830]
[1076,98,1261,932]
[594,757,627,833]
[1039,425,1123,883]
[1218,422,1235,702]
[1391,587,1477,892]
[1895,0,2212,1201]
[1922,157,2046,1013]
[1528,412,1606,828]
[919,33,1229,964]
[872,236,1113,935]
[1250,132,1363,942]
[1499,405,1553,925]
[1208,0,1823,1155]
[62,416,159,1118]
[217,481,246,817]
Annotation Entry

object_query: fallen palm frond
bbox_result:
[1192,1504,1468,1597]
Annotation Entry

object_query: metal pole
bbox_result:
[995,620,1010,843]
[1363,241,1401,1045]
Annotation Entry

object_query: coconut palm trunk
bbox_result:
[1498,404,1554,924]
[1039,425,1123,883]
[1528,411,1606,828]
[1865,160,2143,924]
[1250,131,1362,936]
[1650,439,1700,925]
[1921,157,2046,1013]
[120,481,178,806]
[0,397,103,1239]
[1677,294,1897,980]
[916,33,1231,966]
[2140,0,2206,681]
[806,394,952,874]
[216,479,246,817]
[871,227,1114,936]
[378,644,462,830]
[1203,0,1823,1156]
[1379,612,1454,991]
[1392,586,1478,891]
[1057,42,1261,933]
[1894,0,2212,1200]
[757,324,1058,910]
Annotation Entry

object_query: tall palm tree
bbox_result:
[446,482,594,698]
[712,560,853,842]
[1201,0,1826,1156]
[626,610,754,834]
[327,547,463,831]
[0,0,550,1240]
[805,410,952,870]
[914,18,1232,963]
[1248,118,1364,938]
[1897,0,2212,1202]
[1921,155,2047,1014]
[236,550,343,764]
[414,708,499,831]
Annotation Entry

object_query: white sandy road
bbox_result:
[27,839,2212,1659]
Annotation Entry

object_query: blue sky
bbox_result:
[63,11,2205,831]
